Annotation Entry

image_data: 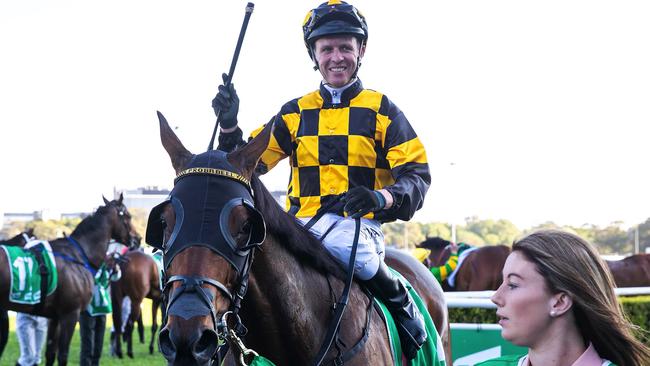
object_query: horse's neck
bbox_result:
[242,235,340,364]
[71,226,110,269]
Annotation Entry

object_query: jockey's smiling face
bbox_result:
[313,35,365,88]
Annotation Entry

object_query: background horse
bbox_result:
[418,237,511,291]
[606,254,650,287]
[110,250,162,358]
[0,228,36,353]
[151,113,450,365]
[0,195,139,366]
[0,228,36,247]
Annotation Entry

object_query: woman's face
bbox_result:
[491,251,556,347]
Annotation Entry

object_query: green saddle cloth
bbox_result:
[1,242,58,304]
[375,268,446,366]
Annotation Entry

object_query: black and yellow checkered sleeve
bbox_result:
[374,94,431,222]
[249,101,299,172]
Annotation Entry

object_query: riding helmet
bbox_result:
[302,0,368,62]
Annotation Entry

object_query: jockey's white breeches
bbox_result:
[299,213,385,280]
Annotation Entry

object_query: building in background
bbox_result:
[114,186,170,214]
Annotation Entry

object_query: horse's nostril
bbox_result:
[192,329,220,363]
[158,328,176,360]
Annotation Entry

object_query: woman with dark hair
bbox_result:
[478,229,649,366]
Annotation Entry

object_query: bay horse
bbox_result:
[149,112,450,365]
[417,237,510,291]
[110,250,162,358]
[0,229,38,356]
[0,229,38,352]
[0,195,140,365]
[606,254,650,287]
[0,228,36,247]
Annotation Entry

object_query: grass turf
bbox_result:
[2,299,166,365]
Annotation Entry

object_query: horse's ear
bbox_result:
[157,111,194,174]
[103,195,110,205]
[118,192,124,204]
[228,122,274,179]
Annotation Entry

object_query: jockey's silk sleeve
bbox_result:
[429,253,459,283]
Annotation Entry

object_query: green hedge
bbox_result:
[448,295,650,343]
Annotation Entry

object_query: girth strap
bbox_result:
[27,246,49,313]
[329,293,374,366]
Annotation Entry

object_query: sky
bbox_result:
[1,1,649,229]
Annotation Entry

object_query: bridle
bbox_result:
[113,203,138,248]
[52,202,136,276]
[147,151,266,365]
[146,150,367,366]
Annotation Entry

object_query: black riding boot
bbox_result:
[363,262,427,359]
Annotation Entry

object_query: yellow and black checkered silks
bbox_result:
[250,80,430,223]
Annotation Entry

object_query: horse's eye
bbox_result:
[235,221,252,244]
[240,221,251,234]
[160,217,167,229]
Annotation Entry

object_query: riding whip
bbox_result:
[207,2,255,151]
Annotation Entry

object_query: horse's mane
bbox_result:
[71,205,110,237]
[418,236,451,250]
[251,175,346,280]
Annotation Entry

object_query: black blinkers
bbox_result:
[145,149,266,278]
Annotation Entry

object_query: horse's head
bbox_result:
[101,193,141,248]
[417,236,452,267]
[147,112,271,366]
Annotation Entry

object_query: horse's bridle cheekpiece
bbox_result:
[146,149,266,363]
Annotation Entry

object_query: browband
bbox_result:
[175,167,250,188]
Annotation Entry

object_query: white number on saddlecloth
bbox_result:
[13,257,34,292]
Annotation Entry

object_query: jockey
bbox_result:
[417,237,474,284]
[214,1,431,358]
[429,241,459,284]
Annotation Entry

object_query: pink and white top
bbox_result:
[520,343,613,366]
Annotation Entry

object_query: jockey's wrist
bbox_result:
[376,189,393,209]
[220,124,239,133]
[373,191,386,211]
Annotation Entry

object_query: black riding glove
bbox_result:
[344,187,386,219]
[211,73,239,129]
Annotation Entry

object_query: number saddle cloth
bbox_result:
[1,240,58,304]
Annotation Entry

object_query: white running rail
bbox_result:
[446,287,650,308]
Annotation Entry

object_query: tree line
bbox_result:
[2,212,649,256]
[383,216,650,255]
